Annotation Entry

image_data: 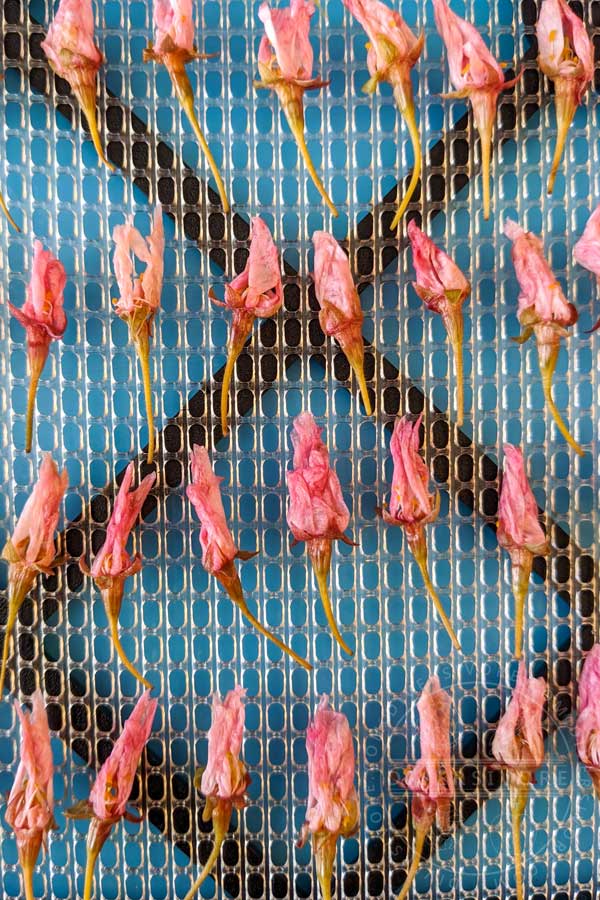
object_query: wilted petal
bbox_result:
[200,686,248,802]
[537,0,593,101]
[574,204,600,280]
[152,0,195,56]
[9,455,68,570]
[408,221,470,313]
[6,690,54,840]
[342,0,422,78]
[433,0,504,93]
[497,445,547,554]
[258,0,315,82]
[41,0,102,84]
[492,661,545,772]
[186,446,239,576]
[113,207,165,319]
[576,644,600,772]
[383,415,436,530]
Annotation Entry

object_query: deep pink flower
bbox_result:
[145,1,229,211]
[312,231,372,415]
[298,696,359,900]
[287,412,353,656]
[211,217,283,436]
[537,0,593,193]
[343,0,423,227]
[574,205,600,329]
[408,221,470,424]
[185,687,250,900]
[576,644,600,796]
[433,0,512,219]
[491,662,545,900]
[1,455,68,695]
[256,1,337,216]
[41,0,112,169]
[9,242,67,453]
[398,677,453,900]
[6,691,55,900]
[67,691,157,900]
[187,445,310,670]
[380,416,459,650]
[504,218,583,456]
[82,462,155,690]
[112,208,165,463]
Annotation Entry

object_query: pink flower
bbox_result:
[256,2,337,217]
[152,0,195,56]
[405,676,454,831]
[537,0,592,192]
[258,0,315,83]
[213,217,283,436]
[312,231,372,415]
[287,412,350,544]
[89,690,157,821]
[381,414,437,534]
[113,207,164,464]
[343,0,423,227]
[574,203,600,284]
[492,662,545,773]
[433,0,511,219]
[576,644,600,794]
[504,218,583,457]
[91,462,156,582]
[186,445,238,577]
[200,686,249,803]
[8,454,68,573]
[113,208,165,321]
[408,221,470,424]
[9,242,67,453]
[497,445,547,555]
[41,0,112,170]
[6,690,54,843]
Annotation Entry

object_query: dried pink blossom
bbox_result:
[211,217,283,435]
[81,462,156,689]
[576,644,600,797]
[343,0,423,226]
[287,412,353,656]
[492,662,545,900]
[408,221,470,424]
[497,445,548,659]
[297,696,359,900]
[433,0,514,219]
[256,1,337,216]
[41,0,112,169]
[312,231,372,415]
[67,691,157,900]
[9,242,67,453]
[112,207,165,463]
[144,1,229,210]
[398,677,453,900]
[185,687,250,900]
[187,445,310,670]
[379,415,459,648]
[1,455,67,696]
[504,218,582,456]
[537,0,593,193]
[6,691,55,900]
[574,205,600,328]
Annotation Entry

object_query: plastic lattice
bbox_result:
[0,0,597,898]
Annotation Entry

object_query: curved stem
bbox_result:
[0,188,19,231]
[390,97,421,231]
[82,843,101,900]
[287,114,338,218]
[396,824,428,900]
[237,599,312,671]
[413,545,461,651]
[309,541,353,656]
[345,341,372,416]
[183,805,230,900]
[76,84,115,172]
[0,578,30,696]
[108,613,152,690]
[539,350,584,456]
[134,330,155,464]
[548,84,576,196]
[220,344,240,437]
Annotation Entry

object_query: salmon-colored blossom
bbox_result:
[574,204,600,329]
[576,644,600,798]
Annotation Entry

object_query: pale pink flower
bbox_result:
[153,0,195,56]
[213,217,283,435]
[186,445,238,577]
[256,1,337,216]
[200,686,249,803]
[89,691,157,821]
[492,662,545,773]
[497,445,547,555]
[312,231,371,415]
[90,462,156,581]
[8,454,68,573]
[343,0,423,227]
[574,205,600,321]
[41,0,112,169]
[433,0,511,219]
[408,221,470,423]
[405,676,454,831]
[537,0,593,192]
[576,644,600,795]
[504,218,582,456]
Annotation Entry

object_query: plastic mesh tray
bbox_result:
[0,0,596,898]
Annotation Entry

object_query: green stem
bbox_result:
[183,801,231,900]
[548,82,576,196]
[133,328,155,464]
[411,536,461,651]
[396,823,428,900]
[285,104,338,218]
[538,339,584,456]
[308,539,353,656]
[76,83,115,172]
[0,571,34,696]
[510,549,533,661]
[509,772,530,900]
[390,92,421,231]
[108,612,151,690]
